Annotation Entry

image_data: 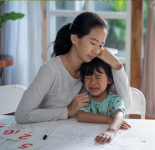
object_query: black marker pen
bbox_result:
[43,126,54,140]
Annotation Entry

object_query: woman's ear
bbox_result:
[70,34,77,44]
[108,78,113,84]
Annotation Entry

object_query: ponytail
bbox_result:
[51,23,72,57]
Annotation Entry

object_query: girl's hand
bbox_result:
[120,121,131,129]
[67,92,90,117]
[95,129,115,144]
[97,48,122,70]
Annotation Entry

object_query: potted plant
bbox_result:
[0,1,25,85]
[0,1,25,28]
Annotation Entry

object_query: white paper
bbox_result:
[8,128,33,141]
[30,125,128,150]
[7,142,48,150]
[0,123,16,146]
[114,138,146,150]
[0,122,14,132]
[0,135,7,146]
[0,125,32,143]
[29,127,49,142]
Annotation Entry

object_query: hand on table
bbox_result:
[95,129,115,144]
[67,92,90,117]
[120,121,131,129]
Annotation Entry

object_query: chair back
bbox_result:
[0,85,26,115]
[126,87,146,119]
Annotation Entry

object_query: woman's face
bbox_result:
[74,27,107,63]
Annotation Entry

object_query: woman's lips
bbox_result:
[88,55,95,59]
[89,87,99,92]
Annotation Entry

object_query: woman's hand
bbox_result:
[67,92,90,117]
[120,121,131,129]
[97,48,122,70]
[95,129,115,144]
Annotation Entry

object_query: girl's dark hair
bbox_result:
[80,58,113,93]
[50,12,108,57]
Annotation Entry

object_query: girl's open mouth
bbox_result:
[90,87,99,92]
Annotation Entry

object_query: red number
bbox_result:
[15,130,20,134]
[0,126,5,130]
[18,144,33,149]
[19,134,31,140]
[3,130,14,135]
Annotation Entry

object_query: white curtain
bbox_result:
[140,1,155,117]
[0,1,42,88]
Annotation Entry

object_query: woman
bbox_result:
[15,12,132,126]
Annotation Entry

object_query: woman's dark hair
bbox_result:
[80,58,113,93]
[50,12,108,57]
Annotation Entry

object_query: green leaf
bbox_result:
[0,12,25,28]
[0,1,4,7]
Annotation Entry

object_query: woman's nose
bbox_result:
[92,47,100,55]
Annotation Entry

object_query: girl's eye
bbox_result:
[97,78,101,79]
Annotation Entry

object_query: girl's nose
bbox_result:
[90,78,97,85]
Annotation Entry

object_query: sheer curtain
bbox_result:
[140,1,155,117]
[0,1,42,88]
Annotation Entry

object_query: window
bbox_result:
[46,1,132,81]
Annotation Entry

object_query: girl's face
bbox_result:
[73,27,107,63]
[84,67,112,98]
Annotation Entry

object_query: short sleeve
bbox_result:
[78,105,90,112]
[112,96,126,117]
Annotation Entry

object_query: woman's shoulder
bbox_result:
[42,56,61,70]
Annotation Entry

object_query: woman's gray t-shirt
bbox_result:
[15,56,132,123]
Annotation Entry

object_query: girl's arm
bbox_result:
[95,110,123,144]
[77,110,112,124]
[97,48,132,109]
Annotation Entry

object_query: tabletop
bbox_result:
[0,115,155,150]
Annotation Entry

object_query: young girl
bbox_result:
[77,58,130,144]
[15,12,132,125]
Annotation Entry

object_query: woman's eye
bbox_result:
[91,42,95,45]
[97,78,101,79]
[86,78,91,79]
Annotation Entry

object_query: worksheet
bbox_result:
[30,124,129,150]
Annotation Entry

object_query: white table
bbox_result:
[0,115,155,150]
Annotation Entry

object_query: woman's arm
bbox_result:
[15,64,68,123]
[77,110,112,124]
[95,110,123,144]
[97,48,132,109]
